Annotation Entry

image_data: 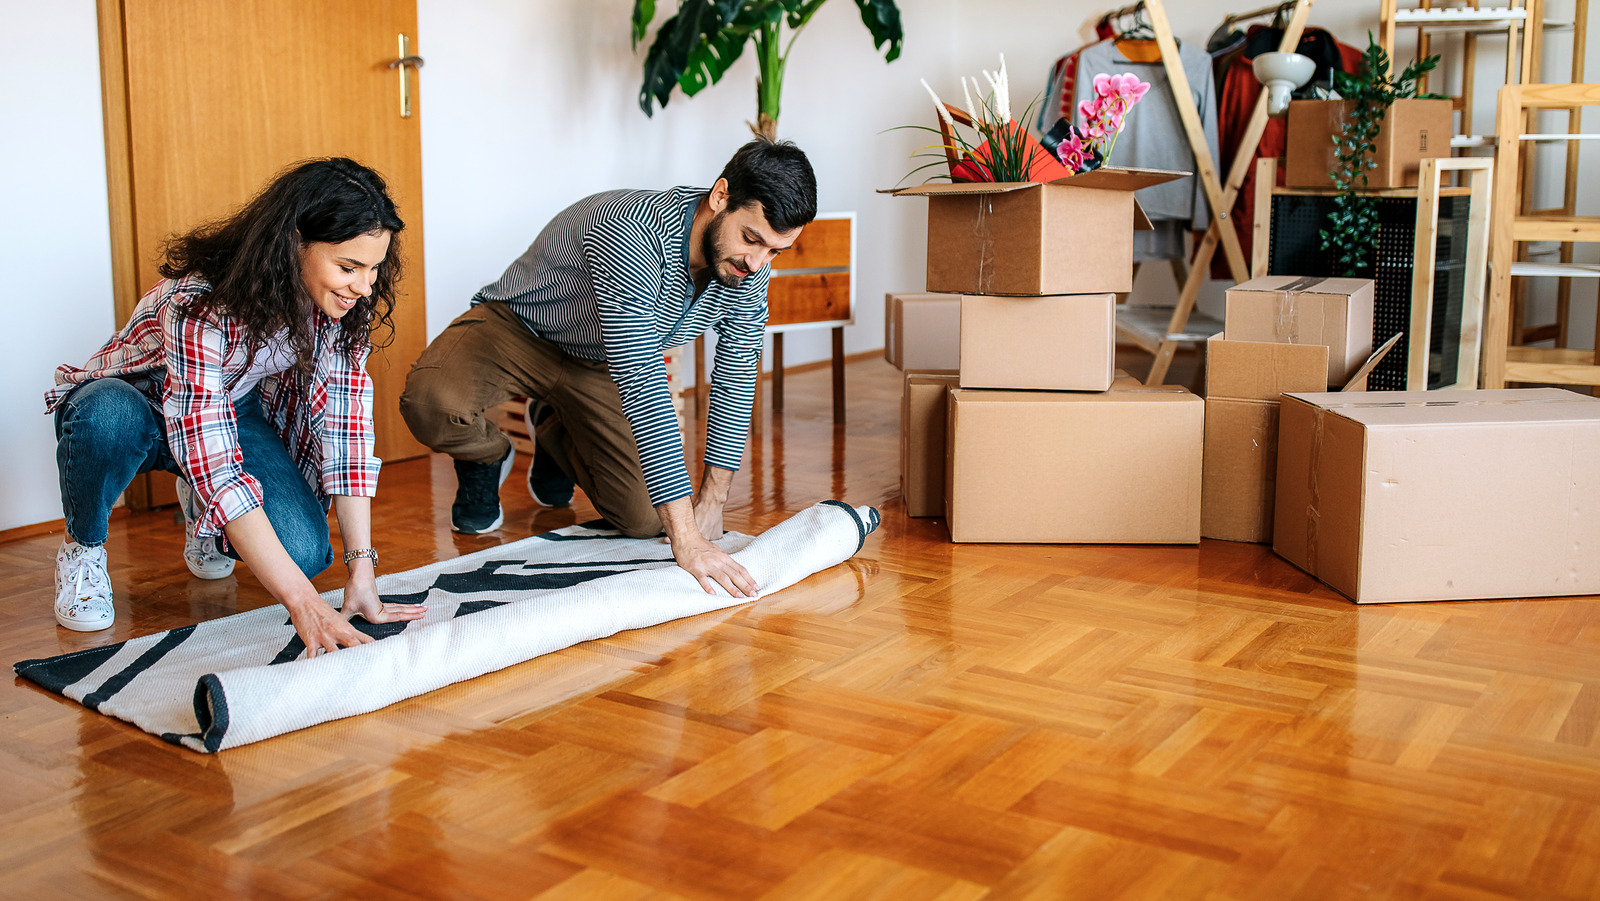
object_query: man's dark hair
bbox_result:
[717,138,817,232]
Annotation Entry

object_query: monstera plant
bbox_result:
[633,0,904,139]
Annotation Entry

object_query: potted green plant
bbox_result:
[633,0,904,139]
[1313,38,1444,277]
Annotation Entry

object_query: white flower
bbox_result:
[982,55,1011,123]
[921,78,958,133]
[999,54,1010,120]
[962,77,978,123]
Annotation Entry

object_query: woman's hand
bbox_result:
[285,595,379,657]
[338,565,427,627]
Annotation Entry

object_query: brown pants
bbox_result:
[399,302,659,537]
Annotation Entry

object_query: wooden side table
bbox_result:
[694,211,855,426]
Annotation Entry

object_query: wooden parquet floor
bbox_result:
[5,354,1600,900]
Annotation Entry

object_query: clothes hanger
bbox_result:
[1114,5,1163,64]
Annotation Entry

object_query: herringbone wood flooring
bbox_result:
[4,354,1600,900]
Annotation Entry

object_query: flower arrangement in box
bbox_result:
[905,57,1151,184]
[1042,73,1151,175]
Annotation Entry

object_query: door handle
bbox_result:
[389,35,424,118]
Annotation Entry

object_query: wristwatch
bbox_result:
[344,547,379,568]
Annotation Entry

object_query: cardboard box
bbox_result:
[1224,276,1375,387]
[902,370,959,517]
[888,167,1186,296]
[1202,337,1329,543]
[1273,389,1600,603]
[1285,98,1454,189]
[958,293,1114,391]
[946,381,1204,543]
[885,292,961,371]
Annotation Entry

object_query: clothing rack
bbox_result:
[1223,1,1298,27]
[1099,0,1316,384]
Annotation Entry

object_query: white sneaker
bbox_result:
[175,479,236,580]
[54,542,115,632]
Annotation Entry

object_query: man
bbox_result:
[400,139,816,599]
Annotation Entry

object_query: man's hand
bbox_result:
[339,566,428,629]
[692,493,725,542]
[658,469,756,597]
[692,464,734,541]
[671,534,758,598]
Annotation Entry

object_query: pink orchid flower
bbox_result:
[1055,132,1090,173]
[1094,72,1151,104]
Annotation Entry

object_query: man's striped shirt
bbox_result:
[473,187,768,507]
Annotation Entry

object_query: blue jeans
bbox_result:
[54,379,333,577]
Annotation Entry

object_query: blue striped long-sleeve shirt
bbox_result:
[472,187,768,507]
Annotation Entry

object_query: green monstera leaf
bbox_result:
[853,0,903,62]
[639,0,743,115]
[679,25,753,96]
[631,0,656,48]
[635,0,903,123]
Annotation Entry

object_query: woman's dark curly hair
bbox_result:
[159,157,405,368]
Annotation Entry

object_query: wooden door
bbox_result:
[99,0,428,505]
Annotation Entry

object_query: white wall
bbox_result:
[415,0,961,370]
[5,0,1597,533]
[0,0,116,532]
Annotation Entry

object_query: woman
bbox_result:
[46,157,426,656]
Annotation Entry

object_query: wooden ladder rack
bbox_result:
[1107,0,1317,385]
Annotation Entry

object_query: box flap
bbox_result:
[885,166,1189,197]
[1207,336,1327,401]
[1301,277,1375,299]
[1132,201,1153,231]
[883,181,1042,197]
[1338,332,1401,391]
[1046,166,1190,191]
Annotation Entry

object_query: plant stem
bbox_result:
[754,20,784,138]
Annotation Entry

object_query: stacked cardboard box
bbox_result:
[891,167,1204,543]
[1223,276,1376,388]
[885,293,960,371]
[1201,277,1376,544]
[1201,337,1327,543]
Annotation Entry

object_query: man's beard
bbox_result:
[700,211,747,289]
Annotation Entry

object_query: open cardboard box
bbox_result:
[1202,336,1329,544]
[885,167,1188,296]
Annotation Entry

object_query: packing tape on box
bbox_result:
[1269,278,1330,345]
[1277,276,1329,292]
[1273,292,1303,344]
[973,196,996,294]
[1304,404,1325,574]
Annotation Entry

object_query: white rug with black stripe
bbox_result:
[15,501,880,753]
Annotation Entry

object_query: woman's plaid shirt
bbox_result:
[45,275,381,540]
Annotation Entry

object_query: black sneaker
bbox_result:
[524,400,575,508]
[451,446,514,534]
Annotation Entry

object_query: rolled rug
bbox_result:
[16,501,880,753]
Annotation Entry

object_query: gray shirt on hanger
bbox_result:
[1072,37,1220,231]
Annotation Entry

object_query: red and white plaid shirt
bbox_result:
[45,275,381,539]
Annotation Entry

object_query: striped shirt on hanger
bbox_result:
[473,187,768,507]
